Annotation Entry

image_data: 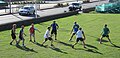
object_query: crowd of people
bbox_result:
[10,21,113,48]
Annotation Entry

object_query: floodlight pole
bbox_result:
[35,0,37,18]
[9,0,12,14]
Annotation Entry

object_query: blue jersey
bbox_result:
[73,24,79,33]
[51,23,58,31]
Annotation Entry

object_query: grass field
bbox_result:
[0,14,120,58]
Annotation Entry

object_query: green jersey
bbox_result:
[103,27,110,35]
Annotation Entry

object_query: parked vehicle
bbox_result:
[19,6,35,15]
[68,2,82,11]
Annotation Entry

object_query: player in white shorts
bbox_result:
[72,28,86,48]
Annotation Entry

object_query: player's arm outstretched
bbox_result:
[82,31,86,40]
[23,32,27,36]
[70,28,73,34]
[36,28,41,33]
[56,24,59,29]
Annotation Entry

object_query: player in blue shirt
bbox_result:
[50,21,59,40]
[69,22,80,41]
[17,24,26,46]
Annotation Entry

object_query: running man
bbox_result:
[10,24,17,45]
[29,23,40,42]
[42,27,54,46]
[72,28,86,48]
[50,21,59,40]
[99,24,112,44]
[17,25,26,46]
[69,22,80,41]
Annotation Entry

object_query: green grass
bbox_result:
[0,14,120,58]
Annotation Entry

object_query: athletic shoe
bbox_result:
[72,45,74,49]
[30,40,32,42]
[99,42,102,44]
[16,42,19,45]
[69,39,72,42]
[10,42,12,45]
[51,44,54,46]
[16,43,19,46]
[41,44,43,46]
[22,44,25,47]
[84,46,86,48]
[34,40,36,42]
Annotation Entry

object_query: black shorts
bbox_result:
[19,36,24,40]
[11,34,16,39]
[102,34,109,37]
[76,38,84,42]
[45,37,53,41]
[51,30,57,35]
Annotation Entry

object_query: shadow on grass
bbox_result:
[50,47,68,54]
[86,34,109,42]
[16,45,38,53]
[103,43,120,48]
[31,41,48,48]
[85,48,103,55]
[32,41,68,54]
[96,39,108,42]
[74,48,102,55]
[57,40,101,54]
[57,40,72,47]
[86,44,98,50]
[57,40,98,50]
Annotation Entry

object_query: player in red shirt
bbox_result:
[29,23,40,42]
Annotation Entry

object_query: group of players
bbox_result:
[10,21,112,48]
